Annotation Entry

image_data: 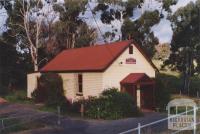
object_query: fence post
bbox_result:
[1,119,4,129]
[57,106,61,125]
[80,104,84,118]
[193,107,196,134]
[138,123,141,134]
[97,107,100,119]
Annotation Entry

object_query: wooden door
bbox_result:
[122,84,136,103]
[140,85,154,109]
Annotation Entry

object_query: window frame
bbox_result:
[129,45,133,54]
[77,74,83,94]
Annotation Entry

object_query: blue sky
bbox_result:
[0,0,197,44]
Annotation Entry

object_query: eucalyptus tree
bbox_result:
[51,0,97,52]
[122,10,160,57]
[1,0,97,71]
[92,0,180,57]
[0,0,54,71]
[164,0,200,94]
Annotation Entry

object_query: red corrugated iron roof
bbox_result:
[120,73,155,85]
[41,40,157,72]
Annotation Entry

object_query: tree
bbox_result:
[121,10,160,57]
[92,0,143,42]
[154,43,171,60]
[92,1,161,57]
[94,0,143,20]
[164,0,200,94]
[50,0,97,52]
[0,39,18,92]
[162,0,178,12]
[1,0,54,71]
[1,0,97,71]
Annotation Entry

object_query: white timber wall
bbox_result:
[27,72,41,98]
[27,72,103,100]
[60,73,103,100]
[27,73,77,100]
[59,73,77,101]
[103,43,156,90]
[82,73,103,98]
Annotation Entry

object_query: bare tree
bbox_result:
[17,0,57,71]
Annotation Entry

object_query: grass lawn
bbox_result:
[153,59,181,77]
[2,90,83,118]
[2,90,33,104]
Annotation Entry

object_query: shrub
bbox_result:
[0,86,8,96]
[31,73,69,110]
[158,73,182,94]
[155,74,171,111]
[80,88,141,119]
[187,75,200,97]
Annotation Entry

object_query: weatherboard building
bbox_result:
[27,40,157,109]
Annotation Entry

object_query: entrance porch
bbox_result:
[120,73,155,110]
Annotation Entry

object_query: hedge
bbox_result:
[74,88,142,119]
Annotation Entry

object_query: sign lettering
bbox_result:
[126,58,136,64]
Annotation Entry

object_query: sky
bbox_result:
[0,0,197,44]
[81,0,197,44]
[0,7,7,34]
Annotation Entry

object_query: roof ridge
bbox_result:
[62,40,132,52]
[40,40,132,72]
[39,39,158,73]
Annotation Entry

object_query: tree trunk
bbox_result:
[34,62,38,72]
[183,49,192,95]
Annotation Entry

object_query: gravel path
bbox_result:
[0,103,168,134]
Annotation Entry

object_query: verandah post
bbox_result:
[136,84,141,108]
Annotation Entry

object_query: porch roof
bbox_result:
[120,73,155,85]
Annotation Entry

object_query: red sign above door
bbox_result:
[126,58,136,64]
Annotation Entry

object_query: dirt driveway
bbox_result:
[0,103,167,134]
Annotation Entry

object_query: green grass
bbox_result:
[3,90,33,104]
[2,90,82,118]
[38,105,58,113]
[153,59,181,76]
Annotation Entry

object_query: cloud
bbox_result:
[152,18,173,44]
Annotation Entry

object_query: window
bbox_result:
[129,45,133,54]
[78,74,83,93]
